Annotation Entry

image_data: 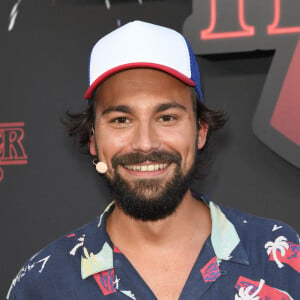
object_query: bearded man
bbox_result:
[7,21,299,300]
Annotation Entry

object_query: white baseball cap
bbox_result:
[84,20,203,102]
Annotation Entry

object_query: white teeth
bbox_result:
[148,165,155,171]
[124,163,168,172]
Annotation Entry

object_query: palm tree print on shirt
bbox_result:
[235,276,293,300]
[265,236,300,272]
[235,279,264,300]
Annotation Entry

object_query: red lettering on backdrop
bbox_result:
[184,0,300,168]
[0,122,28,182]
[200,0,255,39]
[201,0,300,39]
[268,0,300,35]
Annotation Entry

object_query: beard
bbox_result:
[103,150,197,221]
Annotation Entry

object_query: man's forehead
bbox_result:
[94,68,192,109]
[97,68,190,92]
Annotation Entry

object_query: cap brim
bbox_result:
[84,62,195,100]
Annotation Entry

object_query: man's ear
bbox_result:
[89,129,97,156]
[197,122,209,150]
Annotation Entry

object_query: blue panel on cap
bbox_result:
[184,38,203,102]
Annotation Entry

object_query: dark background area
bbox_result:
[1,1,299,298]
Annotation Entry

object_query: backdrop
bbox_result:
[1,1,299,298]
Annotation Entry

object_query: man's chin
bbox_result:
[105,170,192,221]
[126,189,166,203]
[125,178,165,193]
[105,148,197,221]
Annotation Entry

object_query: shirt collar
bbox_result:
[195,192,249,265]
[81,201,115,280]
[81,194,249,279]
[209,201,249,265]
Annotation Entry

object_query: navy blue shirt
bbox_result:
[7,195,300,299]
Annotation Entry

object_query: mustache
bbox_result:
[111,151,182,168]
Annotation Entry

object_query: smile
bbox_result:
[124,163,169,172]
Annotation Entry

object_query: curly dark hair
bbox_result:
[64,87,227,178]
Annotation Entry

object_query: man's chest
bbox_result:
[126,255,198,300]
[108,240,223,299]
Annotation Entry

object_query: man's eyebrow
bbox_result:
[101,105,132,116]
[155,102,187,113]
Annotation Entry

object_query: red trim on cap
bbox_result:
[84,62,195,99]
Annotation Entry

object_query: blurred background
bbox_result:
[1,1,299,298]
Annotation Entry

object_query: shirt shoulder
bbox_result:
[7,217,100,300]
[223,206,299,274]
[222,205,299,243]
[218,205,300,299]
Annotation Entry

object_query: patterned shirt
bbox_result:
[7,194,300,299]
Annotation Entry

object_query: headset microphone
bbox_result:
[93,160,108,174]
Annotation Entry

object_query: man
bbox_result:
[7,21,299,300]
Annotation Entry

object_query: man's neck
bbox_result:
[106,190,212,252]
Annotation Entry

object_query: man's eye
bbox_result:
[111,117,130,124]
[159,115,176,122]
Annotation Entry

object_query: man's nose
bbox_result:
[131,121,160,153]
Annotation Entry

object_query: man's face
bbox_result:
[89,68,208,221]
